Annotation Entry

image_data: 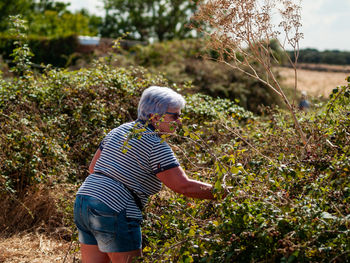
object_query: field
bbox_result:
[279,65,350,97]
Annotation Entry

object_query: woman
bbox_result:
[74,86,222,263]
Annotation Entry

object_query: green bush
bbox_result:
[0,33,78,67]
[0,61,167,193]
[140,78,350,262]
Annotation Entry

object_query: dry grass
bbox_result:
[0,184,79,263]
[293,63,350,73]
[0,233,80,263]
[278,66,350,97]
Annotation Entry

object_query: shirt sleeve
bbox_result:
[149,141,180,174]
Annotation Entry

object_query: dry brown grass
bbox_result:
[0,184,79,263]
[278,66,350,97]
[0,184,76,236]
[0,233,80,263]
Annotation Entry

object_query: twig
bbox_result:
[222,120,278,167]
[62,238,73,263]
[325,87,346,117]
[330,250,350,263]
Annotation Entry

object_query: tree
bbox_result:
[192,0,308,146]
[30,0,70,14]
[0,0,100,37]
[101,0,199,41]
[79,8,103,36]
[0,0,33,32]
[26,0,96,37]
[27,10,94,37]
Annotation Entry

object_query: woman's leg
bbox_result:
[108,248,142,263]
[81,244,110,263]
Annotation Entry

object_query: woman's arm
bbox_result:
[89,148,102,174]
[156,166,216,200]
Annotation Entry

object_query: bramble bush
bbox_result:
[140,79,349,262]
[2,58,348,261]
[0,18,349,262]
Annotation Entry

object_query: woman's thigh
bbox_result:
[80,244,141,263]
[80,244,110,263]
[108,249,142,263]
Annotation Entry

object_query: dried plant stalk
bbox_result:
[192,0,307,145]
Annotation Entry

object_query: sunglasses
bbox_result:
[165,111,181,120]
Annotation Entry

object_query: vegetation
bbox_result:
[192,0,308,146]
[0,15,81,69]
[289,49,350,65]
[1,17,349,262]
[0,0,200,42]
[0,0,99,37]
[0,0,101,68]
[128,39,283,113]
[100,0,199,41]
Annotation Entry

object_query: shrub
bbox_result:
[130,39,283,113]
[139,77,350,262]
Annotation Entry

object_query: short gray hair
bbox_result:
[137,86,185,121]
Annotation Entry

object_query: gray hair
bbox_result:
[137,86,186,121]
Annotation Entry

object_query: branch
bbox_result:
[330,250,350,263]
[222,120,278,167]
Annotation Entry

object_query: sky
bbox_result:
[61,0,350,52]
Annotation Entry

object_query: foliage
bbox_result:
[129,39,283,113]
[0,33,79,68]
[101,0,199,41]
[1,26,349,262]
[0,59,161,195]
[0,0,33,32]
[8,15,33,76]
[0,0,99,38]
[140,78,350,262]
[26,10,94,37]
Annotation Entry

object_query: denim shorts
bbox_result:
[73,194,142,253]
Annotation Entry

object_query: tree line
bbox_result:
[288,48,350,65]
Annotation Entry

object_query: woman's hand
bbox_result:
[156,166,215,200]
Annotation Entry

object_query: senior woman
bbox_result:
[74,86,219,263]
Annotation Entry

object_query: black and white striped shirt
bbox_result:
[77,120,179,220]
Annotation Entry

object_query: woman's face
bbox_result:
[151,108,182,134]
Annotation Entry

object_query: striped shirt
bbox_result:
[77,120,180,220]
